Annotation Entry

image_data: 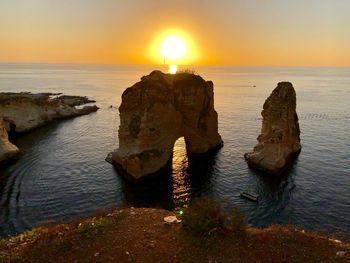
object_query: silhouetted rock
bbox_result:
[112,71,223,181]
[245,82,301,175]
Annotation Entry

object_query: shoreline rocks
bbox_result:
[0,118,20,164]
[111,71,223,182]
[0,92,98,164]
[0,92,98,133]
[244,82,301,175]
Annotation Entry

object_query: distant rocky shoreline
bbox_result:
[0,92,98,164]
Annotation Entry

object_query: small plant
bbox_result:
[76,218,111,239]
[181,197,225,235]
[178,68,197,74]
[228,207,247,235]
[77,224,95,239]
[51,238,72,253]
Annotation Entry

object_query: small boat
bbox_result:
[240,191,259,202]
[105,152,113,164]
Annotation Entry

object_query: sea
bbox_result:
[0,63,349,239]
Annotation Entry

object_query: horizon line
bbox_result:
[0,62,349,69]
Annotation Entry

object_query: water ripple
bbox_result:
[0,65,350,239]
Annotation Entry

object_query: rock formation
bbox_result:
[0,118,20,163]
[0,92,98,164]
[0,93,98,133]
[244,82,301,175]
[112,71,223,181]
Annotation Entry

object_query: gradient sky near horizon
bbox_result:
[1,0,349,66]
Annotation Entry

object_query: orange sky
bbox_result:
[0,0,349,66]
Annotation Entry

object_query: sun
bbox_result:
[161,36,187,61]
[148,28,199,66]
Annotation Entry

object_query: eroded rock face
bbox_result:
[0,118,20,163]
[112,71,223,181]
[244,82,301,175]
[0,93,98,133]
[0,92,98,164]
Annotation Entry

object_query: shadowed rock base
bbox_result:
[112,71,223,181]
[245,82,301,175]
[0,118,20,164]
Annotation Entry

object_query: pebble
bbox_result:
[329,238,342,244]
[336,251,346,257]
[148,241,156,248]
[94,252,100,257]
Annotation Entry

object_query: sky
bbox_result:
[0,0,349,66]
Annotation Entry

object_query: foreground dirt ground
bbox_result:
[0,207,349,263]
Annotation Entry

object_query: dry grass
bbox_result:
[0,207,349,263]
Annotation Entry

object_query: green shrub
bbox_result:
[228,207,247,235]
[76,218,112,239]
[181,197,225,235]
[181,197,247,236]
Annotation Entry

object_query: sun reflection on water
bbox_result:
[172,137,191,205]
[169,64,178,74]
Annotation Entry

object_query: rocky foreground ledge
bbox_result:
[0,92,98,164]
[0,207,348,262]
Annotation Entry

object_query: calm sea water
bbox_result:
[0,64,349,239]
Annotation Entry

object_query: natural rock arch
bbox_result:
[112,71,223,181]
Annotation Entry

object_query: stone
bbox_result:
[244,82,301,175]
[0,92,98,164]
[329,238,342,244]
[336,251,346,257]
[164,216,181,224]
[111,71,223,181]
[0,118,20,164]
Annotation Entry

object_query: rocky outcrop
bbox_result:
[244,82,301,175]
[0,93,98,133]
[0,92,98,164]
[112,71,223,181]
[0,118,20,163]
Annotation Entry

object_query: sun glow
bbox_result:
[148,28,199,65]
[161,36,186,61]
